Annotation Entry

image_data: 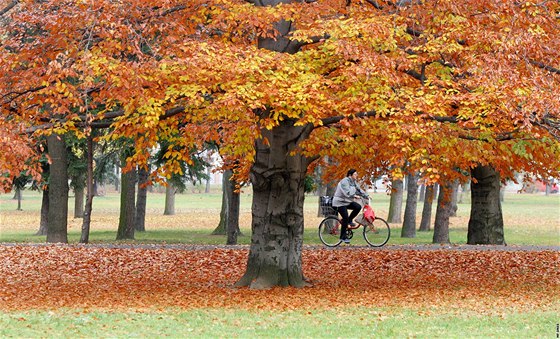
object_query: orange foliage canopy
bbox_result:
[0,0,559,184]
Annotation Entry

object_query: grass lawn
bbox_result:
[1,189,558,246]
[0,307,558,338]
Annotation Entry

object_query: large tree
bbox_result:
[1,0,559,288]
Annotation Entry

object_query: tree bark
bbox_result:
[227,183,241,245]
[212,169,242,244]
[46,134,69,243]
[450,179,459,217]
[433,182,452,244]
[36,187,49,236]
[15,187,22,211]
[135,166,149,232]
[163,182,176,215]
[116,161,136,240]
[74,186,84,218]
[467,165,505,245]
[80,136,94,244]
[387,179,403,223]
[419,184,436,231]
[235,120,313,289]
[401,173,419,238]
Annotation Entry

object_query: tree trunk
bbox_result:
[46,134,68,243]
[116,163,136,240]
[15,187,22,211]
[419,184,436,231]
[163,182,176,215]
[212,169,242,243]
[450,180,459,217]
[387,179,403,223]
[74,186,84,218]
[467,165,505,245]
[135,166,149,232]
[418,184,425,202]
[36,187,49,236]
[235,120,313,289]
[227,184,241,245]
[80,136,94,244]
[433,182,452,244]
[401,173,419,238]
[212,171,229,236]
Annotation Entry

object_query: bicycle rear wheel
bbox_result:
[318,216,342,247]
[363,217,390,247]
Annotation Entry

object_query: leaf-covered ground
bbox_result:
[0,245,558,314]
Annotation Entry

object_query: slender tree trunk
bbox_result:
[467,165,505,245]
[116,162,136,240]
[387,179,404,223]
[433,182,452,244]
[46,134,68,243]
[227,185,241,245]
[419,184,436,231]
[135,166,149,232]
[15,187,22,211]
[450,180,459,217]
[401,173,419,238]
[418,184,425,202]
[80,136,94,244]
[163,183,176,215]
[36,187,49,236]
[235,120,313,289]
[212,171,229,235]
[74,186,84,218]
[213,169,242,243]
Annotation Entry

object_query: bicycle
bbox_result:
[318,196,390,247]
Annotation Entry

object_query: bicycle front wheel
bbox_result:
[318,216,342,247]
[363,217,390,247]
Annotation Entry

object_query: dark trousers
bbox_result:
[336,202,362,240]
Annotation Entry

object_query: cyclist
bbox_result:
[332,169,369,243]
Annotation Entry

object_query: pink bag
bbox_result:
[363,205,375,223]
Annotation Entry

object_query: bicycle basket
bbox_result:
[319,196,336,216]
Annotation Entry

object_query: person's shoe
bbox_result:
[348,222,356,227]
[340,238,350,244]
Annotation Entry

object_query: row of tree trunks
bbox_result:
[401,173,419,238]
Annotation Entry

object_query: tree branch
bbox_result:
[320,110,377,127]
[529,60,560,75]
[0,0,18,17]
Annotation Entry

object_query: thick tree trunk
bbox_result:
[116,164,136,240]
[401,173,419,238]
[387,179,403,223]
[163,183,176,216]
[235,121,313,289]
[46,134,68,243]
[74,186,84,218]
[135,166,149,232]
[467,165,505,245]
[36,188,49,236]
[80,136,94,244]
[419,184,436,231]
[433,182,452,244]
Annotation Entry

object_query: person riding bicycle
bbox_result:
[332,169,369,244]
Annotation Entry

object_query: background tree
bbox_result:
[401,172,419,238]
[418,184,436,232]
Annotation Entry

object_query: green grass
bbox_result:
[1,189,559,246]
[0,307,557,338]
